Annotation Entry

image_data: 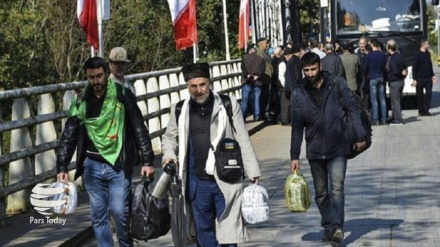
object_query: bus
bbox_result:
[323,0,437,96]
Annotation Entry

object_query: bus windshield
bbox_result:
[336,0,423,34]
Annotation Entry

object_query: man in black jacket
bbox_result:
[290,52,366,247]
[412,39,436,116]
[56,57,155,247]
[386,39,407,125]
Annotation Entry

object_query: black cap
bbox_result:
[181,63,210,82]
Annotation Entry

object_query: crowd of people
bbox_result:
[54,37,435,247]
[241,36,435,127]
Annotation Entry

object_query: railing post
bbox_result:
[0,106,7,227]
[35,94,56,183]
[146,78,162,154]
[7,98,33,214]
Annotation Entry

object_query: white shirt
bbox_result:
[278,61,287,87]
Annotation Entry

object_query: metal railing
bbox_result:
[0,59,243,226]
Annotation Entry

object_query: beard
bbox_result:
[191,92,209,104]
[306,72,322,86]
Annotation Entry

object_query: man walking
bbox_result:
[412,39,436,116]
[386,39,407,125]
[109,47,135,95]
[56,57,155,246]
[241,47,266,121]
[161,63,261,247]
[290,53,366,247]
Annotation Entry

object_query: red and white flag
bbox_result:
[239,0,250,50]
[77,0,98,49]
[167,0,198,50]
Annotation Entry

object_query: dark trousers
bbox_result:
[260,84,270,118]
[279,89,290,124]
[389,80,404,122]
[190,179,236,247]
[416,77,433,115]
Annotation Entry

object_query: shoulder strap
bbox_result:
[174,95,235,133]
[219,94,236,133]
[174,100,185,123]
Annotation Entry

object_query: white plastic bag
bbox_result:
[49,181,78,215]
[241,184,269,224]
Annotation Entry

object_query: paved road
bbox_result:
[2,79,440,246]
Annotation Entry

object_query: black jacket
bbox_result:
[284,55,302,93]
[290,73,365,160]
[56,84,154,180]
[386,52,406,82]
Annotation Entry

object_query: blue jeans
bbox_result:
[308,156,347,233]
[241,83,261,121]
[190,179,236,247]
[369,78,387,123]
[83,158,133,247]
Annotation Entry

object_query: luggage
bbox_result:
[284,171,311,213]
[130,176,171,241]
[241,184,270,224]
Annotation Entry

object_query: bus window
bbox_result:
[336,0,423,33]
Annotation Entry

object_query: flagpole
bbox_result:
[193,43,197,63]
[96,0,104,57]
[222,0,231,61]
[244,0,248,52]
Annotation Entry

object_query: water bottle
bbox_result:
[150,161,176,199]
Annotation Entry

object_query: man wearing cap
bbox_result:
[241,47,266,121]
[56,56,155,246]
[284,44,303,100]
[256,37,273,120]
[109,47,135,95]
[277,47,295,125]
[161,63,261,246]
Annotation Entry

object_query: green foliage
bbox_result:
[0,0,247,88]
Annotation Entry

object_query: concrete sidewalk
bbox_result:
[3,78,440,246]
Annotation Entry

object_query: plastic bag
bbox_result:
[241,184,269,224]
[284,171,311,213]
[49,181,78,215]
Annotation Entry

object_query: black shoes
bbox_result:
[330,227,344,247]
[418,112,433,117]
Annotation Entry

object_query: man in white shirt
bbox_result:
[108,47,136,95]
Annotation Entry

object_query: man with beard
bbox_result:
[290,52,366,247]
[161,63,261,246]
[56,57,155,246]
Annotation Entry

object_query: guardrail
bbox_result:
[0,59,243,227]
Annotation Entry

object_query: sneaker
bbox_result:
[330,227,344,247]
[390,121,403,126]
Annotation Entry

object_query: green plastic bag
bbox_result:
[284,171,311,213]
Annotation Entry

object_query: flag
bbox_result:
[239,0,250,49]
[77,0,99,50]
[167,0,198,50]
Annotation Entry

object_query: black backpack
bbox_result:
[130,176,171,241]
[335,79,373,159]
